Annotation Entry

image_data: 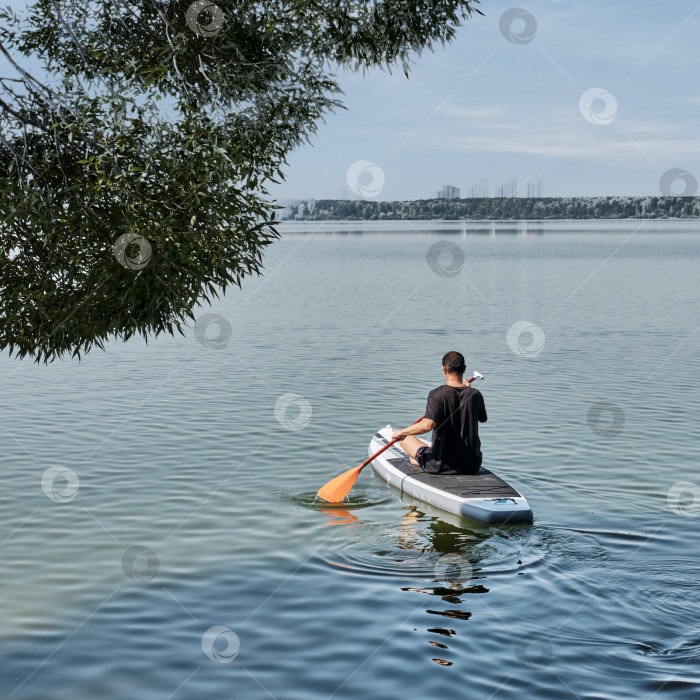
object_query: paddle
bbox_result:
[317,371,484,503]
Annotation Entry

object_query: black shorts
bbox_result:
[415,446,434,471]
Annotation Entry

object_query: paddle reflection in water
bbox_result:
[319,507,361,527]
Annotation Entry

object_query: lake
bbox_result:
[2,220,699,699]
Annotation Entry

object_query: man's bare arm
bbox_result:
[392,418,436,441]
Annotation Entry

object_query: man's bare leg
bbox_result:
[397,435,429,466]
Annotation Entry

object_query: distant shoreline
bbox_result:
[278,196,700,221]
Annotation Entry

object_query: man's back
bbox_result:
[424,384,487,474]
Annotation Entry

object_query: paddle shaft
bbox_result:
[356,416,425,471]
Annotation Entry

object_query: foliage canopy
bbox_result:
[0,0,482,361]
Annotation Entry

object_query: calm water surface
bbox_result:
[1,221,699,699]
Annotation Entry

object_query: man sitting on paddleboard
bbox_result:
[392,351,487,475]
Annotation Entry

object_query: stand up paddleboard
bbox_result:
[369,426,533,524]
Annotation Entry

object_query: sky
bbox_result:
[267,0,700,201]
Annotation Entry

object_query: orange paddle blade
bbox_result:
[317,417,426,503]
[317,465,364,503]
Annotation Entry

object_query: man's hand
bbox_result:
[392,429,408,441]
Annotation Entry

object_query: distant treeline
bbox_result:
[280,196,700,220]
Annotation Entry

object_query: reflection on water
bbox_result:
[397,508,490,667]
[320,500,517,667]
[286,226,548,237]
[319,507,361,527]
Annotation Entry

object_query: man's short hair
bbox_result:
[442,351,466,375]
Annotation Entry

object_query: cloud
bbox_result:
[437,103,506,121]
[425,130,700,159]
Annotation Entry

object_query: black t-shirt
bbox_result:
[423,384,487,474]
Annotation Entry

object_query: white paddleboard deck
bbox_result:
[369,426,533,524]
